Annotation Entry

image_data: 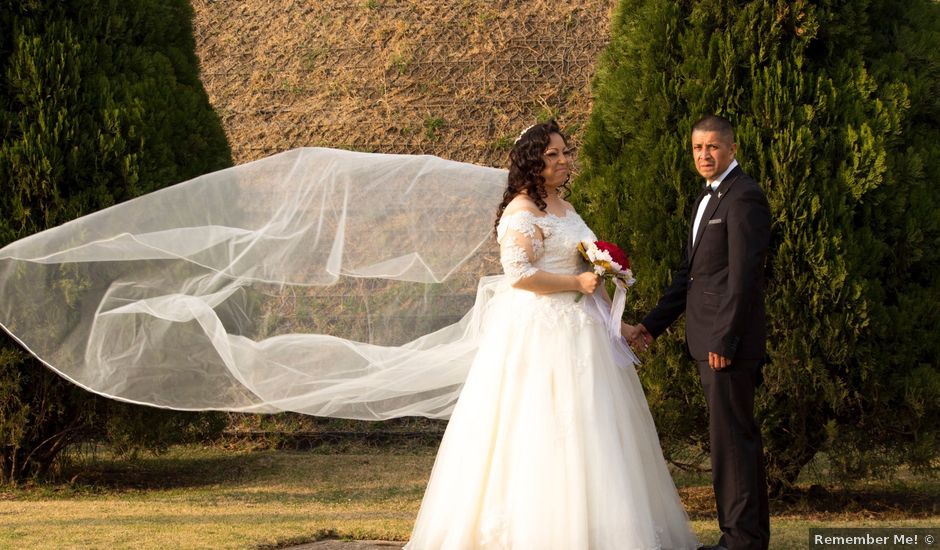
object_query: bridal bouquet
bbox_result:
[577,240,635,341]
[577,240,635,290]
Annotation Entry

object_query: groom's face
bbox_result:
[691,130,736,181]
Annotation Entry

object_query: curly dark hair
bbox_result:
[493,120,569,235]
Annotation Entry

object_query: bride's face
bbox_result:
[540,132,571,190]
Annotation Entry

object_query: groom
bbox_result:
[627,115,771,550]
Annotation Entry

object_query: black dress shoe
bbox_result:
[698,546,729,550]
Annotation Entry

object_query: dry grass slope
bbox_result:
[191,0,616,166]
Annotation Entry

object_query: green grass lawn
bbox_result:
[0,444,936,549]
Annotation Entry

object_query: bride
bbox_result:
[405,121,698,549]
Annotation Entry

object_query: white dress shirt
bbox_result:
[692,159,738,246]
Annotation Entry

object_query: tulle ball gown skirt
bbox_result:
[405,285,699,549]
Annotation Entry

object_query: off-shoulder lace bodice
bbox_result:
[496,208,597,283]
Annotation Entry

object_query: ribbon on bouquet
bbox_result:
[574,239,636,359]
[607,278,628,342]
[581,280,640,368]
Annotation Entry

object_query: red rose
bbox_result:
[595,240,630,270]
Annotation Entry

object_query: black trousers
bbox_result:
[696,358,770,550]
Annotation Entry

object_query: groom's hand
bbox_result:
[708,352,731,371]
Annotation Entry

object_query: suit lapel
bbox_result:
[688,166,742,263]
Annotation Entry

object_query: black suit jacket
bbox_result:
[642,165,770,361]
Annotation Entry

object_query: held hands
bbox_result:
[622,322,653,351]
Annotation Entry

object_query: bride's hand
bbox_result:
[575,272,600,294]
[621,322,637,343]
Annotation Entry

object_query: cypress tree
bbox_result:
[0,0,231,482]
[574,0,940,492]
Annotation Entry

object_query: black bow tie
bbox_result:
[703,184,717,195]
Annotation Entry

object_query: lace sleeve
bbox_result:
[496,211,544,284]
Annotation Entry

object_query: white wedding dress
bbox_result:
[405,207,699,549]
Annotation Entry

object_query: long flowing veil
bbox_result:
[0,148,508,419]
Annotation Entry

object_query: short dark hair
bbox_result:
[692,115,735,142]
